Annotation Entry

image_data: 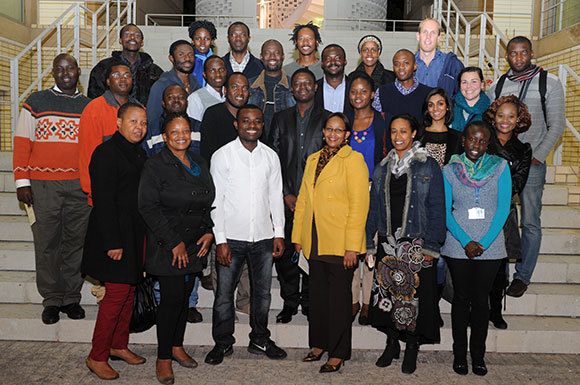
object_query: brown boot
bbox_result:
[86,357,119,380]
[109,348,146,365]
[156,358,174,385]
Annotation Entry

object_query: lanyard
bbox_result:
[475,187,480,206]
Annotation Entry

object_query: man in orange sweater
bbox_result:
[13,54,91,325]
[79,62,141,204]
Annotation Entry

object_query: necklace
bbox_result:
[353,129,368,143]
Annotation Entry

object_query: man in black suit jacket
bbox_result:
[222,22,263,80]
[314,44,352,115]
[268,68,331,324]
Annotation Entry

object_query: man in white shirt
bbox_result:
[314,44,352,115]
[205,105,287,365]
[186,55,227,121]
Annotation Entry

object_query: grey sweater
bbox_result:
[487,71,565,163]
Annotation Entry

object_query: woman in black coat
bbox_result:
[138,112,215,384]
[82,102,148,380]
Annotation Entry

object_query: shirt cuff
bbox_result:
[15,179,31,188]
[214,232,227,245]
[274,227,285,239]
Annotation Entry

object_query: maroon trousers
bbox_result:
[89,282,135,361]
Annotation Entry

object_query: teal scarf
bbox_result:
[452,92,490,132]
[449,153,503,187]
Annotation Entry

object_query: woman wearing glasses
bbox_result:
[292,113,370,373]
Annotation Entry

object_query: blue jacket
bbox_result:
[366,149,446,257]
[438,52,464,99]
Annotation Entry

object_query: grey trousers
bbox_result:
[30,179,91,308]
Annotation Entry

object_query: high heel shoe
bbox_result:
[302,350,324,362]
[319,359,344,373]
[376,338,400,367]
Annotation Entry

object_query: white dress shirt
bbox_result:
[186,84,225,121]
[210,138,285,244]
[323,76,346,113]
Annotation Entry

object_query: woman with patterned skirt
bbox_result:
[366,113,446,374]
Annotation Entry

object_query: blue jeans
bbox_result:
[514,162,546,285]
[188,277,199,308]
[212,238,273,347]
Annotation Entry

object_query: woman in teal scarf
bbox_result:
[452,67,490,132]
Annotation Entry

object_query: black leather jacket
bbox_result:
[488,134,532,197]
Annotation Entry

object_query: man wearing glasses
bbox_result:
[88,24,163,105]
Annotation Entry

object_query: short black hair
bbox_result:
[260,39,283,54]
[290,22,322,46]
[225,71,247,88]
[325,112,352,133]
[118,101,144,119]
[394,48,415,60]
[321,44,346,60]
[422,87,453,127]
[162,84,186,100]
[290,67,316,84]
[119,23,143,39]
[188,20,217,41]
[457,66,484,84]
[161,111,191,134]
[507,36,532,51]
[463,120,492,138]
[169,40,193,57]
[227,21,250,36]
[52,53,78,68]
[104,60,130,81]
[203,55,225,73]
[390,113,419,133]
[236,104,263,121]
[347,72,375,92]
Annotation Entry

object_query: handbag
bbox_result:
[129,276,158,333]
[504,201,522,261]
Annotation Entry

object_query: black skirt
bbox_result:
[369,236,440,345]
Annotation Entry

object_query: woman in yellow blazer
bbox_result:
[293,112,370,373]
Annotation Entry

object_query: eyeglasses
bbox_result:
[324,127,347,134]
[110,72,132,79]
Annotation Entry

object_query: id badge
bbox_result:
[468,207,485,220]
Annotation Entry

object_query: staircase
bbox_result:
[0,151,578,353]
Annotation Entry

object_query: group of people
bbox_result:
[12,15,564,384]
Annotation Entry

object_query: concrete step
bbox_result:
[0,216,32,242]
[0,242,34,271]
[539,229,580,255]
[0,193,25,215]
[529,254,580,284]
[0,304,579,353]
[536,206,580,229]
[0,172,16,193]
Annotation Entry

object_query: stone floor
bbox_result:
[1,341,579,384]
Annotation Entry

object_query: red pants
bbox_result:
[89,282,135,361]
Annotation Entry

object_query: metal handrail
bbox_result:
[144,14,259,27]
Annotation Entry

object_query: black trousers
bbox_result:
[309,259,354,360]
[490,258,508,316]
[157,275,195,359]
[446,257,501,361]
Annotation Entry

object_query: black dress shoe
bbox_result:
[248,339,287,359]
[60,303,85,319]
[41,306,60,325]
[302,350,324,362]
[506,279,528,297]
[187,307,203,323]
[376,338,400,367]
[200,275,213,291]
[490,313,508,329]
[472,360,488,376]
[453,357,468,375]
[319,360,343,373]
[276,306,297,324]
[401,342,419,374]
[204,345,233,365]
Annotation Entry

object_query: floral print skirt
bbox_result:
[369,236,441,345]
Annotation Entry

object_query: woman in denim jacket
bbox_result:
[366,113,446,374]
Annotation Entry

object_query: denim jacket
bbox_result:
[366,149,446,257]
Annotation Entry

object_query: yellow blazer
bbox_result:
[292,145,369,258]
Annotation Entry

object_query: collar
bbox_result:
[204,83,225,100]
[52,85,80,95]
[394,77,419,95]
[250,69,290,90]
[102,89,140,108]
[230,51,250,67]
[235,136,263,153]
[415,48,443,64]
[323,75,346,90]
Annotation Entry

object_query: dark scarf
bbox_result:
[508,65,543,82]
[315,143,345,183]
[452,91,490,132]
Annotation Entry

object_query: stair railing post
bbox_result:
[454,10,459,54]
[540,0,545,38]
[106,1,110,57]
[479,14,486,69]
[10,58,19,137]
[74,4,80,60]
[37,40,42,92]
[92,6,97,68]
[464,23,471,66]
[494,34,500,80]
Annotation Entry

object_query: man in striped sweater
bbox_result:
[13,54,92,325]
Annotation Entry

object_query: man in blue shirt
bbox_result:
[415,18,463,99]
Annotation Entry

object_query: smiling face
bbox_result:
[460,71,484,104]
[416,19,441,54]
[427,93,447,123]
[323,116,350,149]
[203,58,227,89]
[463,126,491,162]
[321,46,346,77]
[106,64,133,96]
[52,55,80,94]
[296,27,317,56]
[169,44,195,74]
[392,51,416,82]
[391,118,416,157]
[224,74,249,108]
[495,102,518,137]
[163,117,192,152]
[117,106,147,144]
[506,41,534,75]
[161,85,187,113]
[360,41,380,69]
[349,78,374,110]
[228,24,250,54]
[235,108,263,144]
[119,25,143,53]
[291,72,317,103]
[260,40,284,74]
[192,27,212,54]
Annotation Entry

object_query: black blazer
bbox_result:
[267,103,331,197]
[222,51,264,80]
[81,132,146,285]
[314,76,353,115]
[346,109,389,164]
[138,146,215,276]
